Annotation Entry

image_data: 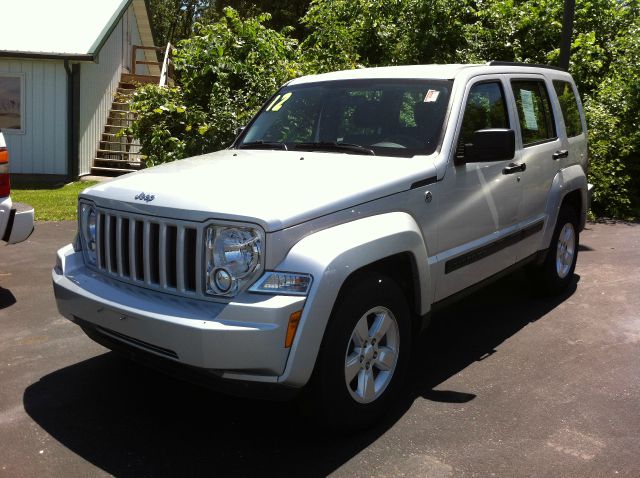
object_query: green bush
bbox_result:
[127,8,303,166]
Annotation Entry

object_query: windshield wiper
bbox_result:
[238,141,288,151]
[294,142,375,156]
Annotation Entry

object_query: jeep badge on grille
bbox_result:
[134,192,155,202]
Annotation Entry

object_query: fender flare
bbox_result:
[275,212,431,387]
[541,164,588,250]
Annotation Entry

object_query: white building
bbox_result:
[0,0,158,177]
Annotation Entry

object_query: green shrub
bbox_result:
[127,8,303,166]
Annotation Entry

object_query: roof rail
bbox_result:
[487,61,567,72]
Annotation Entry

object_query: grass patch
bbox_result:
[11,181,99,221]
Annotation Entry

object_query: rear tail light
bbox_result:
[0,145,9,197]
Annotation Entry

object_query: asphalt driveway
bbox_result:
[1,220,639,477]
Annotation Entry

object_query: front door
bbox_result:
[433,77,522,300]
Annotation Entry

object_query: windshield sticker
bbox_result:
[424,90,440,103]
[520,89,539,130]
[267,92,293,112]
[265,95,281,112]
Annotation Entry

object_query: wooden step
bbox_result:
[105,124,129,131]
[101,132,132,137]
[93,157,143,164]
[91,166,139,175]
[97,149,141,156]
[108,115,134,121]
[121,73,160,85]
[100,140,139,147]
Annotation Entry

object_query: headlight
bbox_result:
[205,225,262,297]
[79,202,97,265]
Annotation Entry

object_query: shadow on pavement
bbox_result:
[24,269,577,477]
[0,286,17,310]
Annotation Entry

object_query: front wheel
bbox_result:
[309,274,411,431]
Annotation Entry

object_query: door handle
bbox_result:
[552,150,569,160]
[502,162,526,175]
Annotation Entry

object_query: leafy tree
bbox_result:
[301,0,469,67]
[148,0,215,46]
[127,8,303,165]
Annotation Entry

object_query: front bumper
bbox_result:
[53,244,306,386]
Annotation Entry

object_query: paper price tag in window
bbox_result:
[424,90,440,103]
[520,89,539,130]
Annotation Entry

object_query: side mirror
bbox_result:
[457,128,515,164]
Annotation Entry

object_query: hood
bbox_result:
[82,150,436,232]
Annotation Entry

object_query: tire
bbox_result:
[532,205,579,295]
[309,273,411,431]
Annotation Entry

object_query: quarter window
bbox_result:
[553,80,583,137]
[511,80,556,146]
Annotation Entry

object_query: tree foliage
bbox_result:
[136,0,640,217]
[128,8,302,165]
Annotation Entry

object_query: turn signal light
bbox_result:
[285,310,303,348]
[0,145,10,197]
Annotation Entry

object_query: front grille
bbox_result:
[95,209,202,296]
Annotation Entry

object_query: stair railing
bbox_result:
[159,43,174,87]
[130,44,174,86]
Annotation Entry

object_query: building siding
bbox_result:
[78,13,125,176]
[0,59,68,175]
[78,5,147,176]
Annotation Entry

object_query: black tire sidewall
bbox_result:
[313,274,411,430]
[541,205,579,294]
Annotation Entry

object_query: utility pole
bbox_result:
[559,0,576,70]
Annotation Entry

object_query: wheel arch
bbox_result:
[275,212,432,387]
[541,165,587,250]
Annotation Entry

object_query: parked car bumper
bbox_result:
[52,244,307,387]
[1,198,34,244]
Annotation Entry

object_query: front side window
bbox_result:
[511,80,556,146]
[237,79,452,157]
[0,74,24,133]
[553,80,583,137]
[459,81,509,146]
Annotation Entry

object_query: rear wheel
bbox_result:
[310,274,411,431]
[531,205,579,295]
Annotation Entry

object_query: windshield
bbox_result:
[236,79,452,157]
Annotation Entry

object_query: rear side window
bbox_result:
[459,81,509,146]
[553,80,583,137]
[511,80,556,146]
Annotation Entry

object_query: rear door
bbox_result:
[506,75,563,260]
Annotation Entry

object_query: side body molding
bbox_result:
[275,212,431,387]
[541,164,588,250]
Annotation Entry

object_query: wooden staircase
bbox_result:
[91,44,174,176]
[91,80,145,176]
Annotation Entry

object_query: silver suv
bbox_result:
[53,63,590,429]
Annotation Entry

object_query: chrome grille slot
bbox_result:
[93,208,200,297]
